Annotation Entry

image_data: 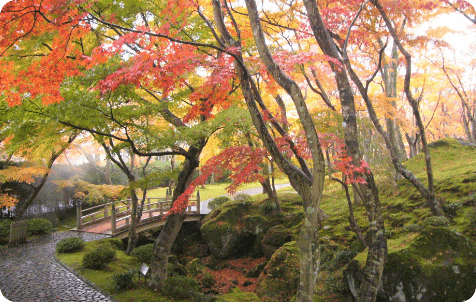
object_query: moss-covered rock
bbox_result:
[261,225,291,259]
[201,201,255,258]
[256,241,299,301]
[243,215,274,236]
[344,227,476,302]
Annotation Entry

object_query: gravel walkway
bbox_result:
[200,183,291,215]
[0,232,113,302]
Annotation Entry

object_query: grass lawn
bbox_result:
[147,178,289,201]
[56,240,189,302]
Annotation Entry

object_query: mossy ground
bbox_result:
[55,138,476,301]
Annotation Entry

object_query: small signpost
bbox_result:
[139,263,150,281]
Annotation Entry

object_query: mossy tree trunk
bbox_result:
[302,1,388,301]
[211,1,326,300]
[148,145,204,289]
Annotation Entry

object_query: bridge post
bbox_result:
[103,204,108,218]
[197,190,200,214]
[76,201,82,230]
[111,202,116,234]
[147,198,152,218]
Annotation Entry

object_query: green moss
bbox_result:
[409,226,475,261]
[185,258,205,277]
[243,215,273,235]
[256,241,299,301]
[217,287,261,301]
[261,225,291,258]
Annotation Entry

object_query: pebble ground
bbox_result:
[0,231,113,302]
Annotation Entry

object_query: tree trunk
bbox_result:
[104,158,112,185]
[15,134,76,220]
[302,1,387,301]
[212,2,326,301]
[149,145,203,289]
[260,163,280,212]
[125,188,139,254]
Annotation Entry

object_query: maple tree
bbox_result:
[0,0,474,301]
[0,97,78,218]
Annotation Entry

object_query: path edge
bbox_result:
[54,253,118,302]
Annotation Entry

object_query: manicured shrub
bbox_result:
[162,275,204,301]
[109,270,135,291]
[233,194,252,203]
[423,215,449,227]
[259,201,276,215]
[27,218,53,235]
[131,243,154,263]
[208,196,231,211]
[442,202,462,217]
[82,246,116,269]
[56,237,85,253]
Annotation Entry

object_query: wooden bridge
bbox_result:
[73,192,202,239]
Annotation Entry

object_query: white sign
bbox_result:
[140,263,149,276]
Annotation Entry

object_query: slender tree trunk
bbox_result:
[104,158,112,185]
[371,0,444,217]
[212,2,326,300]
[302,1,387,301]
[125,188,139,254]
[149,145,204,289]
[15,134,76,220]
[260,163,280,212]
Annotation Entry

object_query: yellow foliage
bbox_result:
[0,166,47,184]
[0,193,18,208]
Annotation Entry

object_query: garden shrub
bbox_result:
[334,249,358,265]
[259,201,276,215]
[109,270,135,291]
[199,273,216,288]
[131,243,154,263]
[423,215,449,227]
[82,245,116,269]
[442,202,462,217]
[27,218,53,235]
[208,196,231,211]
[233,194,252,203]
[56,237,85,253]
[162,275,204,301]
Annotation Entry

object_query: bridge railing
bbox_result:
[112,191,201,234]
[76,191,201,232]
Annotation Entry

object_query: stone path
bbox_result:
[200,183,291,214]
[0,232,114,302]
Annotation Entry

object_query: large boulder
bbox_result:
[261,225,291,259]
[344,227,476,302]
[201,200,277,259]
[201,200,254,258]
[256,241,300,301]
